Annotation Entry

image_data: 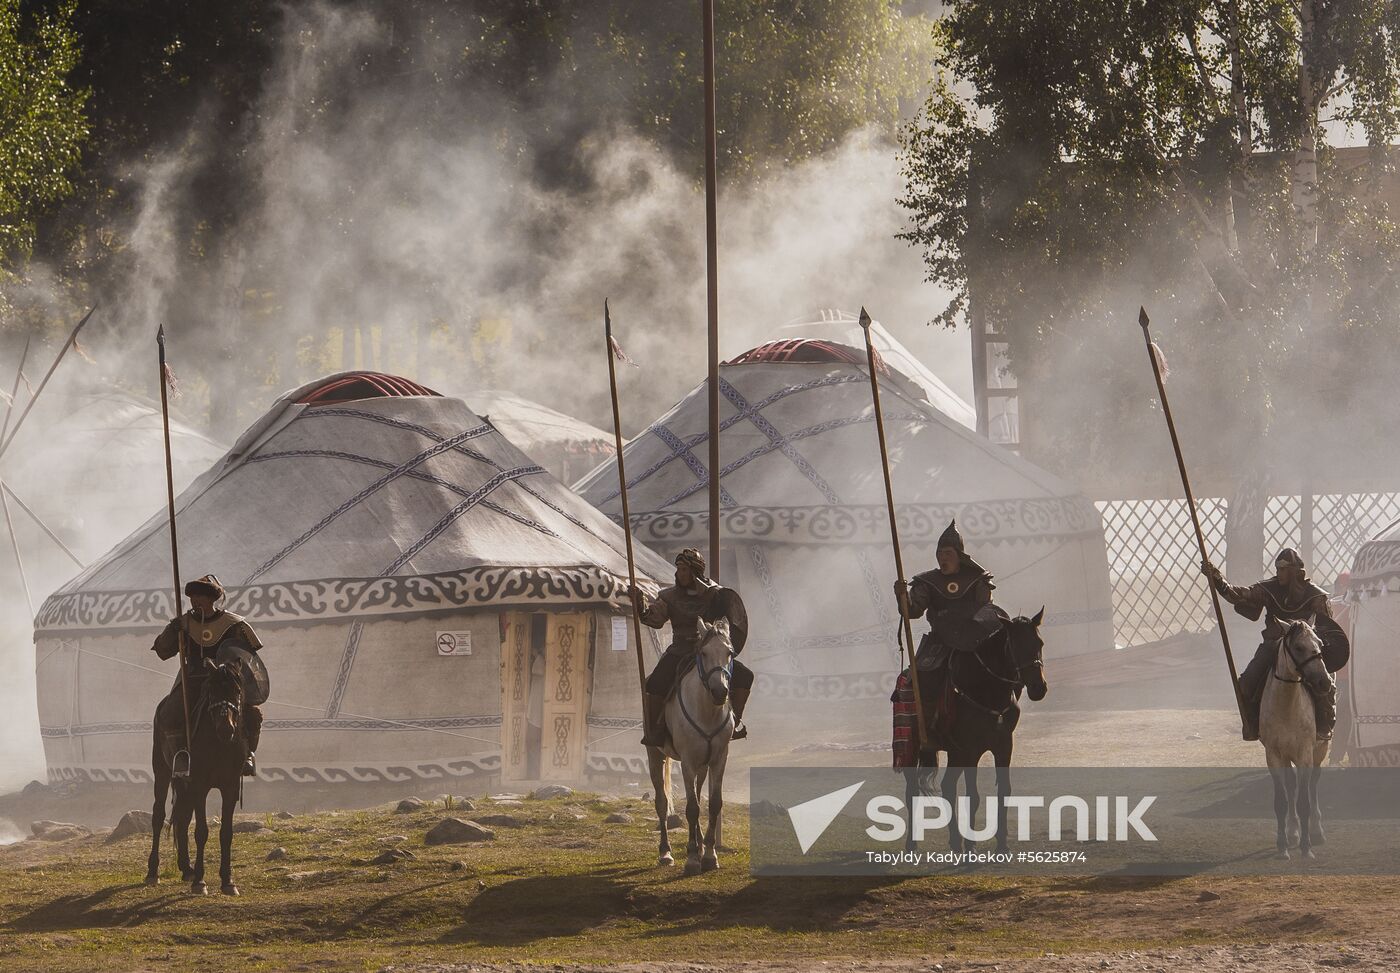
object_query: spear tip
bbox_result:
[157,323,166,342]
[1138,306,1150,329]
[858,307,872,331]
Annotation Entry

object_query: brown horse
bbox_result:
[904,609,1048,853]
[144,659,248,895]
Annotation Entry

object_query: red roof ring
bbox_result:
[296,372,442,404]
[726,339,889,375]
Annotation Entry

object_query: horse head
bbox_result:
[1008,606,1048,701]
[694,616,734,707]
[1279,619,1327,685]
[202,658,244,746]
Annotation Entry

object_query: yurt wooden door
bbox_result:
[499,612,593,786]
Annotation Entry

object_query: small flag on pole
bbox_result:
[72,337,97,365]
[19,371,33,396]
[163,361,182,400]
[1150,342,1170,381]
[608,334,640,368]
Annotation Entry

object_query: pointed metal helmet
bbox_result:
[1275,548,1305,571]
[937,520,965,553]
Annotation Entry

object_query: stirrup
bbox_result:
[172,749,192,778]
[242,753,257,778]
[731,720,748,740]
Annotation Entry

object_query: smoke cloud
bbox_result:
[0,2,964,791]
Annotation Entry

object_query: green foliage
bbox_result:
[900,0,1400,485]
[0,0,87,270]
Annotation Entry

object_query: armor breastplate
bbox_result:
[1258,579,1329,622]
[181,611,247,649]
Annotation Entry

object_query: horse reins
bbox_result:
[677,628,735,766]
[950,625,1040,725]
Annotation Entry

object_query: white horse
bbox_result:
[1259,619,1332,860]
[646,616,735,875]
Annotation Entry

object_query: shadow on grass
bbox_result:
[8,883,183,932]
[443,870,908,946]
[442,868,639,946]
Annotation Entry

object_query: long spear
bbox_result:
[1137,307,1244,718]
[0,305,98,464]
[157,325,194,776]
[859,308,927,752]
[702,0,721,580]
[604,301,651,740]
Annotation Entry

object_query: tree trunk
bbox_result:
[1225,0,1253,250]
[1293,0,1321,252]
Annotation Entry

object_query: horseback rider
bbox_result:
[151,575,265,776]
[630,548,752,747]
[1202,548,1349,742]
[894,520,1010,733]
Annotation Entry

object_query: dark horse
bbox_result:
[903,609,1048,853]
[144,659,248,895]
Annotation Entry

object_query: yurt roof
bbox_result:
[462,389,615,458]
[1348,517,1400,598]
[575,349,1099,548]
[3,387,228,564]
[776,309,977,430]
[36,372,669,635]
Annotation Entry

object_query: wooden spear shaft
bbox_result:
[157,325,194,759]
[0,306,98,464]
[604,302,651,729]
[702,0,721,581]
[1137,307,1245,718]
[859,308,928,751]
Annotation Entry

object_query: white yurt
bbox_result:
[1343,522,1400,766]
[461,389,616,486]
[575,338,1115,711]
[33,372,670,789]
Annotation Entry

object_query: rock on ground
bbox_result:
[107,810,153,841]
[395,798,427,814]
[530,784,573,799]
[30,821,89,841]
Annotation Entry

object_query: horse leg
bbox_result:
[172,787,195,881]
[702,750,726,872]
[962,762,983,852]
[648,747,674,866]
[940,755,962,853]
[1309,763,1326,846]
[993,737,1014,853]
[682,763,704,877]
[190,791,209,894]
[146,738,168,885]
[1284,764,1301,849]
[219,785,240,895]
[1265,753,1290,859]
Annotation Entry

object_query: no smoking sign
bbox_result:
[436,631,472,656]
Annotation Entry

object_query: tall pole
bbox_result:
[0,306,97,464]
[1137,308,1244,718]
[0,480,84,568]
[1,485,32,617]
[604,301,651,730]
[1,336,32,446]
[703,0,721,581]
[859,309,927,751]
[157,325,194,770]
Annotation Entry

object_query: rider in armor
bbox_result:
[151,575,266,776]
[895,521,1009,732]
[1202,548,1349,742]
[630,548,752,747]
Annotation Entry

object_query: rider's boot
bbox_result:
[640,693,669,747]
[1313,684,1338,742]
[242,704,263,777]
[730,685,750,740]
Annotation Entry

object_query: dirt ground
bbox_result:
[390,944,1400,972]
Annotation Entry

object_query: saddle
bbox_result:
[663,655,699,702]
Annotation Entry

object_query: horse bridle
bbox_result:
[675,626,735,761]
[190,668,243,741]
[1273,620,1325,684]
[950,620,1043,724]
